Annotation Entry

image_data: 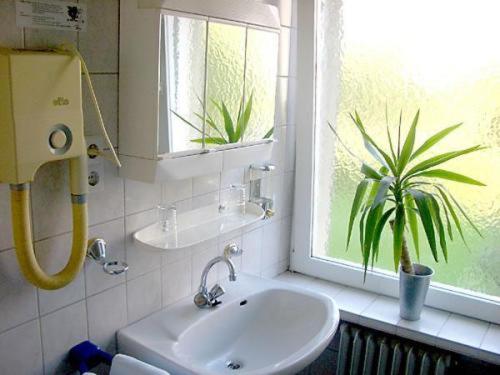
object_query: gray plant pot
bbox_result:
[399,263,434,321]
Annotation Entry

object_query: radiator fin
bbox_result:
[336,323,453,375]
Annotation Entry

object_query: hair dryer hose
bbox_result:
[10,163,88,290]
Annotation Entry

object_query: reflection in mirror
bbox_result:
[244,27,279,142]
[205,21,247,148]
[161,15,279,154]
[162,15,207,154]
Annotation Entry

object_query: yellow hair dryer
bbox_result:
[0,47,118,290]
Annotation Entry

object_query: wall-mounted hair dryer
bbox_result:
[0,46,119,290]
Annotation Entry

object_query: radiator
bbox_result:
[336,323,453,375]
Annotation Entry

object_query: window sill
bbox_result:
[274,271,500,365]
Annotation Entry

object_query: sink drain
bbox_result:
[226,360,243,370]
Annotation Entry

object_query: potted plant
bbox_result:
[334,109,485,320]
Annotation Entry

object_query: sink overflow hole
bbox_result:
[239,300,247,306]
[226,360,242,370]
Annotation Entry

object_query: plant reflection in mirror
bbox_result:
[330,109,486,279]
[171,92,273,145]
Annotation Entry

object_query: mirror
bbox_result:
[159,14,279,155]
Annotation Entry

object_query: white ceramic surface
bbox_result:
[134,203,265,251]
[118,274,339,375]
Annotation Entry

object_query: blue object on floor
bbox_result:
[68,341,113,374]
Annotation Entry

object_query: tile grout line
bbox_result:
[478,322,492,348]
[436,312,453,337]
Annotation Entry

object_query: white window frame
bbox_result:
[291,0,500,325]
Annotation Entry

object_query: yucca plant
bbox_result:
[333,109,485,279]
[172,93,273,145]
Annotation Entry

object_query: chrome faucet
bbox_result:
[194,243,243,308]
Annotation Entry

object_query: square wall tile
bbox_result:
[261,219,282,269]
[241,227,263,276]
[335,287,378,319]
[0,184,13,251]
[191,240,218,293]
[284,125,296,172]
[192,191,219,209]
[261,260,286,279]
[193,173,221,196]
[270,126,287,174]
[87,283,127,353]
[437,313,489,354]
[359,295,400,334]
[0,320,43,375]
[125,209,162,280]
[288,28,297,77]
[0,1,23,47]
[397,306,449,347]
[83,74,119,147]
[41,301,88,375]
[162,247,192,266]
[278,27,291,76]
[162,258,191,306]
[78,0,119,73]
[85,218,126,296]
[125,179,162,216]
[35,233,86,315]
[286,77,297,125]
[221,168,245,189]
[276,77,289,126]
[126,269,162,323]
[217,235,242,281]
[0,249,38,333]
[270,173,285,219]
[280,216,292,262]
[281,172,295,218]
[88,162,124,226]
[481,323,500,356]
[162,179,193,205]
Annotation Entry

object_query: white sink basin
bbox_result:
[118,274,339,375]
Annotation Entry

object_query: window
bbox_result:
[293,0,500,323]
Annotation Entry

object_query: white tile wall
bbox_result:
[87,283,127,352]
[40,301,88,374]
[0,320,43,375]
[0,1,297,373]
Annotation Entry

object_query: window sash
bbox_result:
[291,0,500,324]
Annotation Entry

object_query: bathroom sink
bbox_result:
[118,274,339,375]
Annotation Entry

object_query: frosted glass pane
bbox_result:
[165,15,207,153]
[314,0,500,298]
[244,28,279,141]
[206,21,246,147]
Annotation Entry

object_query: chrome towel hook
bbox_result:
[87,238,128,276]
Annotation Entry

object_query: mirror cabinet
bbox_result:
[119,0,280,182]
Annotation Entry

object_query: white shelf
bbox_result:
[134,202,265,251]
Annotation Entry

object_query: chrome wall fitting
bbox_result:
[194,243,243,308]
[249,163,275,219]
[87,238,128,276]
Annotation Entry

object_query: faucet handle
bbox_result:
[224,243,243,259]
[209,284,225,300]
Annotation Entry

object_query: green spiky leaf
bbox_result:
[412,169,486,186]
[346,180,370,250]
[410,123,462,161]
[397,110,419,174]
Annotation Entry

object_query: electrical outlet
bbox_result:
[85,135,105,193]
